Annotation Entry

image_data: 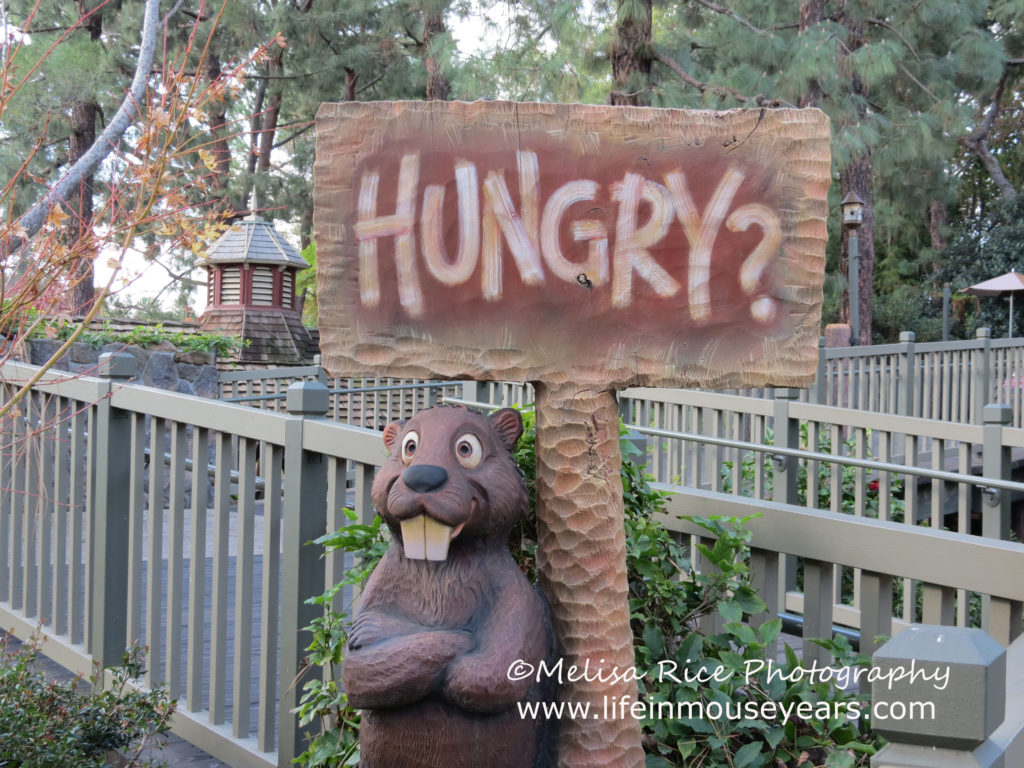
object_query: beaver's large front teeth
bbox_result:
[400,515,455,561]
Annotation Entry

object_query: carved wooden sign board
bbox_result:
[314,100,829,389]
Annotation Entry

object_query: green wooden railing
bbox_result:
[3,348,1024,766]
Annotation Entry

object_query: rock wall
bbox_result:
[26,338,219,398]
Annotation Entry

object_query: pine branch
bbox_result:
[654,51,786,106]
[690,0,766,35]
[7,0,162,255]
[272,121,314,150]
[356,69,389,96]
[868,17,920,63]
[962,70,1018,201]
[898,62,938,103]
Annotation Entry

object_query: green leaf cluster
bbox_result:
[293,510,389,767]
[0,632,174,768]
[30,319,245,357]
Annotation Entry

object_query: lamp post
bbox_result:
[841,191,865,345]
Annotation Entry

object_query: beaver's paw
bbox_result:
[348,612,418,650]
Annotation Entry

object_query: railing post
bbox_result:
[870,626,1009,766]
[312,353,328,385]
[897,331,915,418]
[974,327,992,423]
[772,388,800,615]
[981,403,1021,644]
[279,381,330,766]
[811,336,826,404]
[461,380,485,405]
[90,352,134,671]
[982,404,1012,541]
[772,388,799,505]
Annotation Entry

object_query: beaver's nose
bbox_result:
[403,464,448,493]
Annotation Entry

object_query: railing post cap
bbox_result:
[774,387,799,399]
[983,403,1013,425]
[97,352,135,379]
[872,625,1006,750]
[977,327,992,339]
[286,380,329,416]
[899,331,916,343]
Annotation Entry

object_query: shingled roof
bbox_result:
[200,308,319,368]
[200,217,309,269]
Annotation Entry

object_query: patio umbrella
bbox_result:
[963,269,1024,338]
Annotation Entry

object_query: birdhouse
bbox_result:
[198,217,318,366]
[841,191,865,228]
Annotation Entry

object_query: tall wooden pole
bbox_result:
[534,382,644,767]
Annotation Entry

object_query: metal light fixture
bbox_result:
[841,191,865,229]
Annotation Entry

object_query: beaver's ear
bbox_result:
[490,408,523,451]
[382,421,405,455]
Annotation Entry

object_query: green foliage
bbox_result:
[6,0,1022,327]
[934,195,1024,338]
[296,414,883,767]
[296,243,319,327]
[0,632,174,767]
[722,424,906,523]
[32,320,244,357]
[293,510,389,767]
[617,449,880,766]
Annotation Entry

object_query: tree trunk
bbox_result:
[299,205,313,251]
[610,0,653,106]
[838,4,875,345]
[206,53,232,202]
[423,6,449,100]
[534,383,644,768]
[929,199,948,258]
[344,66,358,102]
[840,156,875,344]
[798,0,825,107]
[256,53,283,175]
[65,0,103,314]
[244,75,267,211]
[246,54,282,214]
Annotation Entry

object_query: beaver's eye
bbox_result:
[454,433,483,469]
[401,431,419,464]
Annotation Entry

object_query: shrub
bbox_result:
[0,632,174,767]
[32,318,244,357]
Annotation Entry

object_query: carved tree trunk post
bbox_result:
[534,383,643,767]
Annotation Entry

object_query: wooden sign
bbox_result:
[313,100,831,768]
[314,100,829,389]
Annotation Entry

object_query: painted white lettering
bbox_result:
[540,179,609,286]
[481,153,545,301]
[665,167,745,324]
[611,173,679,307]
[728,203,783,323]
[354,153,423,315]
[727,203,782,294]
[421,160,480,285]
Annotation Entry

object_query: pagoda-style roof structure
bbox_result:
[202,217,311,269]
[197,217,318,368]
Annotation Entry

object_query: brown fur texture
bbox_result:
[343,406,556,768]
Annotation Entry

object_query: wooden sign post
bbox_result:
[314,100,830,767]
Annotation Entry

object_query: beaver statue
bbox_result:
[342,406,557,768]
